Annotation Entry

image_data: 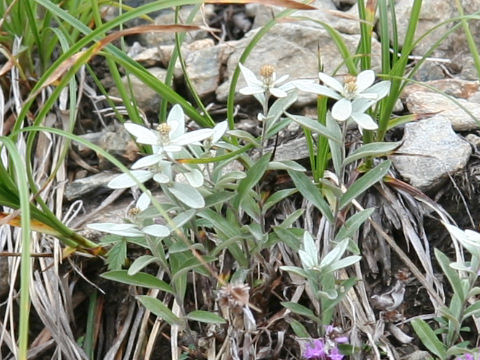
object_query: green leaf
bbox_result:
[186,310,226,324]
[273,227,302,251]
[343,142,402,166]
[464,301,480,320]
[268,161,306,172]
[324,255,361,273]
[319,238,348,270]
[287,170,334,223]
[280,266,310,279]
[198,210,247,267]
[170,209,196,231]
[266,91,298,135]
[128,255,158,276]
[204,191,235,208]
[285,113,341,143]
[102,270,174,294]
[411,319,447,360]
[281,302,318,322]
[233,153,271,210]
[136,295,182,326]
[339,160,391,210]
[106,239,127,270]
[288,319,310,338]
[335,208,375,241]
[326,113,343,176]
[169,182,205,209]
[435,249,465,301]
[263,188,297,213]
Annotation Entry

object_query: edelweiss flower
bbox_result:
[124,104,213,155]
[239,63,292,98]
[108,105,211,189]
[297,69,390,130]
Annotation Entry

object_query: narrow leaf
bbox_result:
[169,182,205,209]
[137,295,182,325]
[435,249,465,301]
[102,270,174,293]
[343,141,402,166]
[411,319,447,360]
[233,153,271,209]
[335,208,375,241]
[287,170,334,223]
[186,310,226,324]
[128,255,159,275]
[339,160,391,210]
[286,113,341,143]
[281,302,318,322]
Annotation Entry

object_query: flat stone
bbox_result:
[405,92,480,131]
[246,0,360,35]
[389,1,456,56]
[185,41,225,98]
[141,5,215,47]
[65,172,119,201]
[402,79,480,100]
[109,67,167,114]
[216,22,381,106]
[391,117,471,191]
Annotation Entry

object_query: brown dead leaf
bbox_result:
[95,24,204,53]
[44,50,88,88]
[205,0,317,10]
[0,56,14,77]
[44,24,204,90]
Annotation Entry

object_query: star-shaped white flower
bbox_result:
[238,63,292,98]
[124,104,213,155]
[296,70,390,128]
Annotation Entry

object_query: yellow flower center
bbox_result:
[343,74,358,98]
[128,207,141,216]
[157,123,171,135]
[260,64,275,86]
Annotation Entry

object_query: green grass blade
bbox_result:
[339,160,391,210]
[0,137,32,360]
[378,0,391,73]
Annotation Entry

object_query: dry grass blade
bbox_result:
[205,0,317,10]
[104,300,136,360]
[30,267,88,359]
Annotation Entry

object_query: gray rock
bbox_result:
[332,0,356,8]
[216,22,382,106]
[109,67,167,114]
[389,0,456,56]
[246,1,360,34]
[389,0,480,79]
[130,43,163,67]
[185,40,225,98]
[391,117,471,191]
[141,5,215,47]
[405,91,480,131]
[465,133,480,148]
[65,172,119,201]
[402,79,480,100]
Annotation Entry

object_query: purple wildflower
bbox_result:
[303,339,326,359]
[325,325,349,344]
[329,346,344,360]
[456,354,474,360]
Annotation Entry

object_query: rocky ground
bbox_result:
[2,1,480,359]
